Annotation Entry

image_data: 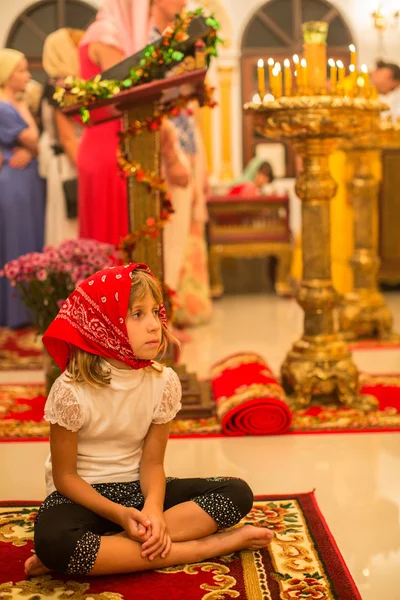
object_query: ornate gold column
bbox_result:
[246,98,378,411]
[218,66,234,180]
[339,117,394,339]
[283,135,359,408]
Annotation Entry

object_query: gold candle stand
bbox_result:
[245,96,378,410]
[339,108,395,340]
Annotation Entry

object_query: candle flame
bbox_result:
[252,93,262,104]
[284,59,290,68]
[328,58,335,68]
[349,64,355,73]
[274,62,282,72]
[336,60,344,69]
[300,58,307,67]
[267,58,275,66]
[258,58,264,68]
[349,44,356,53]
[361,64,368,74]
[293,54,299,64]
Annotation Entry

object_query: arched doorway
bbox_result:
[6,0,96,84]
[241,0,354,175]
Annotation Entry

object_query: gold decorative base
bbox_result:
[339,290,394,340]
[281,337,378,411]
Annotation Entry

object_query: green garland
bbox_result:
[54,9,222,124]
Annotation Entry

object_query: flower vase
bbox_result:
[43,352,61,396]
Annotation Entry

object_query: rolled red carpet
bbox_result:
[211,352,292,436]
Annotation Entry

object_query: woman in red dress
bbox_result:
[77,0,151,246]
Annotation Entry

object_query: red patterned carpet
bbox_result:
[0,493,360,600]
[1,375,400,442]
[0,328,43,371]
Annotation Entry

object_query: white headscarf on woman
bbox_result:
[79,0,151,58]
[0,48,24,87]
[42,28,84,78]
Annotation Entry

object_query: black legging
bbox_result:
[34,476,253,575]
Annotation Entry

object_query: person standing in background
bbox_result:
[76,0,147,246]
[151,0,213,327]
[0,49,45,328]
[40,28,84,246]
[77,0,188,248]
[371,60,400,119]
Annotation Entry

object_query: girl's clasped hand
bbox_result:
[118,505,172,560]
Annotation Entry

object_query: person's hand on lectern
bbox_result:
[160,121,190,188]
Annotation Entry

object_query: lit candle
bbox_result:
[300,58,308,91]
[293,54,300,89]
[328,58,337,94]
[267,58,275,91]
[273,62,282,97]
[349,44,356,68]
[349,64,357,92]
[283,59,292,96]
[336,60,345,85]
[361,64,370,95]
[257,59,265,100]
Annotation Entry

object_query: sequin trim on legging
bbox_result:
[67,531,101,575]
[35,481,146,524]
[192,493,243,529]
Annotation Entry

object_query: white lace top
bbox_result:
[44,361,182,495]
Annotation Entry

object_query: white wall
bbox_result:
[0,0,100,47]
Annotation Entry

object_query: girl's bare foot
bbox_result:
[24,554,52,577]
[237,524,274,550]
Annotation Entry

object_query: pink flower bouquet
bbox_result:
[1,239,117,333]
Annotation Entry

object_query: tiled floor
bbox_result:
[2,292,400,599]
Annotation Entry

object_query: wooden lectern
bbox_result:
[63,47,215,418]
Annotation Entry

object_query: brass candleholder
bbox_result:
[339,107,396,340]
[245,96,379,410]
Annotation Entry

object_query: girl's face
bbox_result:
[125,292,162,359]
[7,58,30,93]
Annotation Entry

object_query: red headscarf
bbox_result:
[43,263,167,371]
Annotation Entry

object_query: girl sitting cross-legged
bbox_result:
[25,263,273,578]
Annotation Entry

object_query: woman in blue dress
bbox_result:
[0,49,45,328]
